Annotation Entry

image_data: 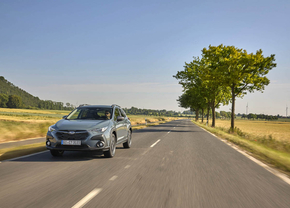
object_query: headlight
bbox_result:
[90,126,108,133]
[48,125,56,132]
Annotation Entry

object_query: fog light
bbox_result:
[46,141,51,146]
[96,141,105,148]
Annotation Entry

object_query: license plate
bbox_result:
[61,140,81,145]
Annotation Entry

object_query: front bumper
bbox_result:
[46,130,110,151]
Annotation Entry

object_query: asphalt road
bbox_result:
[0,119,290,208]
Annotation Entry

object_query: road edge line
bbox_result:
[199,126,290,186]
[2,150,49,162]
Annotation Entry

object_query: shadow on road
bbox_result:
[133,129,200,133]
[3,146,129,162]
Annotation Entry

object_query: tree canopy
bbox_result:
[174,44,276,129]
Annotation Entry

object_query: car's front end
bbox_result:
[46,106,114,154]
[46,123,112,152]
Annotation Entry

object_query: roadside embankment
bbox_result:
[193,120,290,176]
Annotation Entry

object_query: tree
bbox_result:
[7,95,23,108]
[202,45,276,130]
[174,57,230,127]
[0,93,9,107]
[177,88,207,121]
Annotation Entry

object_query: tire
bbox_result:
[104,133,116,158]
[123,130,132,148]
[50,150,64,157]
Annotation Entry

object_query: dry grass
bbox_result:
[0,108,181,143]
[127,115,179,125]
[0,108,69,115]
[214,119,290,142]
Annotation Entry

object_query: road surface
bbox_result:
[0,119,290,208]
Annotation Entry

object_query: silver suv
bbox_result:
[46,104,132,158]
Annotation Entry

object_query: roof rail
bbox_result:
[78,104,90,107]
[111,104,121,108]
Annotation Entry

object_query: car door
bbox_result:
[114,107,125,141]
[120,108,130,137]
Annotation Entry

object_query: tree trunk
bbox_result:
[207,105,210,126]
[195,108,199,121]
[201,108,204,123]
[231,86,235,131]
[211,103,215,127]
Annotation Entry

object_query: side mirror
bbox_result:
[117,116,124,122]
[63,115,67,119]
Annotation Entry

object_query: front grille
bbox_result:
[56,130,89,140]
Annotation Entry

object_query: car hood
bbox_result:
[55,119,110,130]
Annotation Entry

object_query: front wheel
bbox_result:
[104,133,116,158]
[123,130,132,148]
[50,150,64,157]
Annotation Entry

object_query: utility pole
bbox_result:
[246,103,248,115]
[287,105,288,118]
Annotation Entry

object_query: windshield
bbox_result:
[66,107,113,120]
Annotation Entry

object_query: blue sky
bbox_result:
[1,0,289,115]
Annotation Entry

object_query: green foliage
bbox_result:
[175,45,276,129]
[240,113,278,121]
[7,95,23,108]
[201,45,276,130]
[0,93,9,107]
[174,55,231,126]
[123,107,180,117]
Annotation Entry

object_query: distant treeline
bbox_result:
[188,110,282,121]
[0,76,74,110]
[240,113,279,121]
[123,107,182,117]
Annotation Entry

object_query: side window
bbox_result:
[120,108,126,117]
[114,108,120,121]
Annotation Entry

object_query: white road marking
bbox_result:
[3,150,49,162]
[173,127,176,129]
[109,175,118,181]
[124,165,131,169]
[167,130,171,134]
[150,139,161,147]
[72,188,102,208]
[200,127,290,186]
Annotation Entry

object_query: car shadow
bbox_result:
[133,129,200,133]
[2,146,128,162]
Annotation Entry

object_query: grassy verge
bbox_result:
[0,142,46,161]
[193,121,290,175]
[0,120,56,143]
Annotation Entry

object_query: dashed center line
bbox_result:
[124,165,131,169]
[109,176,118,181]
[150,139,161,147]
[72,188,102,208]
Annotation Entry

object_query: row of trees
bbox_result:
[174,44,276,130]
[241,113,278,121]
[123,107,180,117]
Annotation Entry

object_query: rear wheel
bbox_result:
[104,133,116,158]
[50,150,64,157]
[123,130,132,148]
